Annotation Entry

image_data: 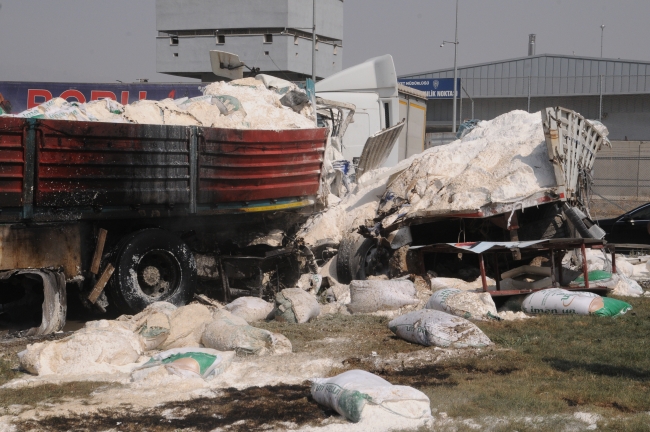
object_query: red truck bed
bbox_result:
[0,117,327,222]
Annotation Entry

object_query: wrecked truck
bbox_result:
[0,116,330,334]
[335,107,612,283]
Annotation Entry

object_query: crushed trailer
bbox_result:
[0,116,328,334]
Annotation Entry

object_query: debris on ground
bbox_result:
[564,249,646,297]
[388,310,493,348]
[18,320,144,376]
[521,288,632,316]
[311,369,432,424]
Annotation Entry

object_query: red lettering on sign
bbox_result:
[139,91,147,100]
[121,91,129,105]
[60,90,86,104]
[27,89,53,109]
[91,91,117,101]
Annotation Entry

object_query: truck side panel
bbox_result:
[198,127,326,203]
[36,120,191,207]
[0,118,328,220]
[0,117,26,207]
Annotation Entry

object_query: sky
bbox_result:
[1,0,649,83]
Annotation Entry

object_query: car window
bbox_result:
[630,206,650,220]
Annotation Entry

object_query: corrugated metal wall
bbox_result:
[403,55,650,98]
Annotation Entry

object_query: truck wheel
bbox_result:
[107,229,196,314]
[336,233,389,283]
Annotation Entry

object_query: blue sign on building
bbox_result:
[398,78,461,99]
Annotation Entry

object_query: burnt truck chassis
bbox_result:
[336,107,611,284]
[0,117,329,335]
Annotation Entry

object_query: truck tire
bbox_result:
[107,229,196,314]
[337,233,387,283]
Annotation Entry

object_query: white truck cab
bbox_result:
[316,55,426,167]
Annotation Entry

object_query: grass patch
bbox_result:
[0,382,118,408]
[256,313,423,357]
[397,296,650,423]
[0,357,19,386]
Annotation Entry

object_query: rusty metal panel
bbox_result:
[0,117,26,207]
[0,223,82,278]
[198,127,327,203]
[35,119,191,207]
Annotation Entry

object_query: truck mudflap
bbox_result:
[0,269,67,336]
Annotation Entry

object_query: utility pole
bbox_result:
[600,24,605,58]
[312,0,316,82]
[452,0,459,133]
[311,0,317,125]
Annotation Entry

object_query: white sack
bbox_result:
[522,288,602,315]
[274,288,321,323]
[311,370,431,423]
[133,347,235,381]
[202,310,292,356]
[388,310,492,348]
[347,280,418,314]
[429,277,496,292]
[123,301,177,350]
[225,297,275,323]
[160,303,214,349]
[425,288,498,321]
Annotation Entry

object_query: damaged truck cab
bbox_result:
[0,116,328,334]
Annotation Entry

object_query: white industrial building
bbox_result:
[156,0,344,82]
[400,53,650,141]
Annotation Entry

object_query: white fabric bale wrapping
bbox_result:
[202,310,292,356]
[311,370,431,423]
[522,288,603,315]
[19,320,144,376]
[225,297,275,323]
[425,288,498,320]
[347,280,419,314]
[160,303,214,349]
[274,288,321,323]
[388,310,492,348]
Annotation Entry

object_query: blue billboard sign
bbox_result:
[0,81,206,114]
[398,78,461,99]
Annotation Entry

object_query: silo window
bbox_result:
[216,35,225,44]
[173,53,179,57]
[170,36,179,46]
[264,34,273,44]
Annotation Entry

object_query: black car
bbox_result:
[597,203,650,244]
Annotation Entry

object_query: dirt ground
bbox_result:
[1,296,650,431]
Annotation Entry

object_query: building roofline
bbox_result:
[399,53,650,78]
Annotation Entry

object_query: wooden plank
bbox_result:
[88,263,114,304]
[90,228,108,275]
